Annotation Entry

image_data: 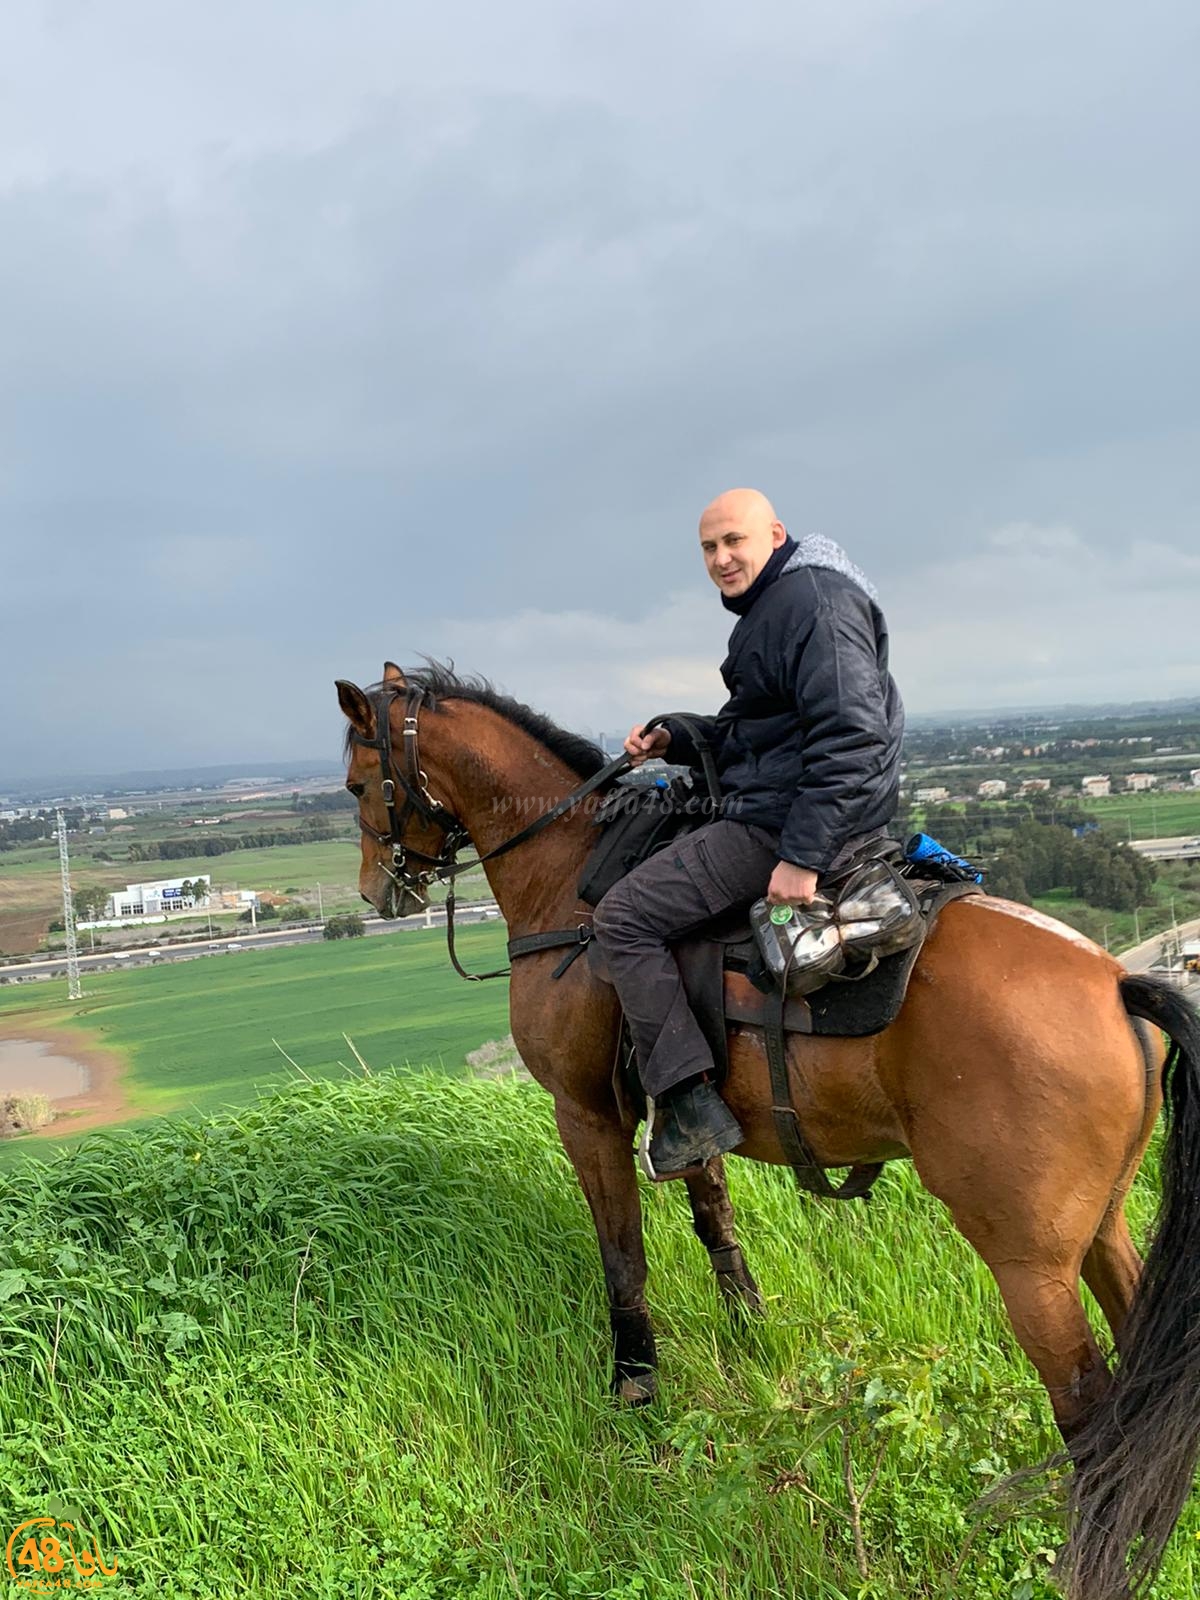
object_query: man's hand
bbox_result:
[624,724,671,767]
[766,860,820,907]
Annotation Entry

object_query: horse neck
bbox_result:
[427,702,599,930]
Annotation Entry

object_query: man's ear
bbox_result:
[771,520,788,548]
[382,661,407,687]
[335,680,374,737]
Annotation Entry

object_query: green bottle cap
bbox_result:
[769,904,795,925]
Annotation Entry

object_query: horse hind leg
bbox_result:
[683,1156,764,1318]
[986,1258,1112,1449]
[1081,1207,1142,1351]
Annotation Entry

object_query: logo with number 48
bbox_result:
[5,1518,118,1592]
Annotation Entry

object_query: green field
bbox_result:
[1083,789,1200,839]
[0,1072,1194,1598]
[0,923,512,1163]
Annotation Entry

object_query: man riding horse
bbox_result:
[593,486,905,1179]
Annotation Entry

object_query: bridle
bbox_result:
[347,684,631,979]
[348,685,471,896]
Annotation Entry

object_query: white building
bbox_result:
[1018,778,1051,796]
[1124,773,1157,792]
[1191,769,1200,789]
[977,779,1007,799]
[108,875,212,919]
[1081,775,1111,798]
[915,786,950,804]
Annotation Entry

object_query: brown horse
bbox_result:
[337,662,1200,1600]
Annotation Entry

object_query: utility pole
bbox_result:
[56,809,82,1001]
[1133,906,1142,945]
[316,882,324,924]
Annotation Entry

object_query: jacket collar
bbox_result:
[721,535,798,615]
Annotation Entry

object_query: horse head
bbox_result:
[336,662,464,920]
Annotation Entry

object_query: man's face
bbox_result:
[699,508,787,598]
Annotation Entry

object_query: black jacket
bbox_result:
[664,557,904,874]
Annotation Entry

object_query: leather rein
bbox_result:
[347,685,630,981]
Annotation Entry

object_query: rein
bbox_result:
[349,685,631,980]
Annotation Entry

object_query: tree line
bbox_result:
[126,819,337,861]
[910,805,1158,913]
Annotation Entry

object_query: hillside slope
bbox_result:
[0,1074,1194,1598]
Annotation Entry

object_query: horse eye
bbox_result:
[347,783,365,798]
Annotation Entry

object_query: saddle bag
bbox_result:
[751,851,924,996]
[577,775,711,907]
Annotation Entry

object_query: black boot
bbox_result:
[649,1079,743,1178]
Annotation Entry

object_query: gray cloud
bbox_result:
[1,0,1197,778]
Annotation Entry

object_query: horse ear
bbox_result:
[335,680,374,736]
[382,661,407,687]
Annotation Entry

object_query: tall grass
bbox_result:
[0,1073,1194,1598]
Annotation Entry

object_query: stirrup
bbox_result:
[638,1094,658,1182]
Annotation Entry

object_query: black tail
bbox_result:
[1060,974,1200,1599]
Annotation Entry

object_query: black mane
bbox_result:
[346,662,608,780]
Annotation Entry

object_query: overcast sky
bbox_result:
[2,0,1197,779]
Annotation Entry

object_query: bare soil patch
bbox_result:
[0,1018,133,1137]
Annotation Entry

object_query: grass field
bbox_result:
[1083,789,1200,839]
[0,1072,1194,1598]
[0,922,512,1163]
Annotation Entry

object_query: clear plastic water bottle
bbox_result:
[750,895,844,992]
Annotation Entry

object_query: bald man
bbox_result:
[593,489,904,1179]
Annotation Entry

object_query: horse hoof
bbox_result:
[615,1370,658,1406]
[718,1273,765,1319]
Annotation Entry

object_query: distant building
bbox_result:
[1192,769,1200,789]
[915,786,950,804]
[1081,775,1111,798]
[1017,778,1051,796]
[977,779,1007,800]
[108,876,212,919]
[1124,773,1157,792]
[106,807,129,820]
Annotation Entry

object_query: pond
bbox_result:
[0,1038,90,1099]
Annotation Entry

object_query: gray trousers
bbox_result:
[592,818,883,1099]
[592,819,781,1099]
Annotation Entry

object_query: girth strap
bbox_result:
[507,923,595,978]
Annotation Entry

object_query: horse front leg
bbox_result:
[683,1156,763,1318]
[553,1097,658,1404]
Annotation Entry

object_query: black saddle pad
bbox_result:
[803,939,927,1037]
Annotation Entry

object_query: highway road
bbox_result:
[1129,835,1200,861]
[1119,915,1200,978]
[0,902,502,983]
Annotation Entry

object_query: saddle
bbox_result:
[576,770,983,1200]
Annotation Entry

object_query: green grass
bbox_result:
[0,924,512,1163]
[1083,790,1200,840]
[0,1073,1194,1598]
